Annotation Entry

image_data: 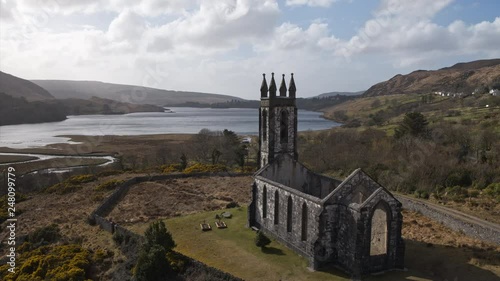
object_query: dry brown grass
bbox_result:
[108,176,253,223]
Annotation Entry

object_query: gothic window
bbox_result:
[262,186,267,218]
[274,190,280,225]
[280,110,288,144]
[370,202,389,256]
[301,202,308,241]
[262,110,268,141]
[287,196,293,232]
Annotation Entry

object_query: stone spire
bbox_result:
[279,74,287,97]
[260,73,268,98]
[269,72,277,98]
[288,73,296,98]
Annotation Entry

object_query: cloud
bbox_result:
[286,0,337,8]
[333,0,500,65]
[145,0,280,54]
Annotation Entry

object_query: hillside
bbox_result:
[32,80,244,106]
[364,59,500,97]
[314,91,364,98]
[0,71,54,101]
[0,92,67,125]
[54,96,165,115]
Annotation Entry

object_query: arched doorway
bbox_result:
[369,201,390,271]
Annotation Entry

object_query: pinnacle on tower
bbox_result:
[279,74,287,97]
[260,73,268,98]
[288,73,296,98]
[269,72,277,98]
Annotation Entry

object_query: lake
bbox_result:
[0,107,339,148]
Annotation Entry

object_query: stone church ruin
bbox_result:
[248,73,405,277]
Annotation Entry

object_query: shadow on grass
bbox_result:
[261,246,285,255]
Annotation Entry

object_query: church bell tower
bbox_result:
[259,73,298,168]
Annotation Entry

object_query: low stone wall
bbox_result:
[397,195,500,245]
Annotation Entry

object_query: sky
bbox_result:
[0,0,499,100]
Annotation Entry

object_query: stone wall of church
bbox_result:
[313,172,405,276]
[252,178,322,262]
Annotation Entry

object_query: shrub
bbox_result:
[97,170,123,177]
[162,163,183,173]
[484,183,500,201]
[45,174,96,194]
[468,189,480,198]
[254,231,271,248]
[445,186,468,201]
[0,193,27,224]
[94,179,124,191]
[67,174,97,184]
[113,232,124,245]
[226,201,240,209]
[183,163,228,174]
[445,170,472,188]
[233,166,257,173]
[27,224,61,246]
[45,182,83,195]
[166,251,186,272]
[413,189,430,199]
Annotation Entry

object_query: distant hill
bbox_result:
[0,72,167,125]
[55,96,164,115]
[313,91,364,98]
[364,59,500,97]
[31,80,244,106]
[0,92,66,125]
[0,71,54,101]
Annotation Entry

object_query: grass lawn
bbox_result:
[131,207,350,281]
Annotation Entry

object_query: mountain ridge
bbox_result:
[31,79,244,106]
[364,59,500,97]
[0,71,55,101]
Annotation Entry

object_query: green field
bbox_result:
[131,207,350,281]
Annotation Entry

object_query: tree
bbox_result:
[254,230,271,249]
[134,244,169,281]
[180,153,188,170]
[134,220,176,281]
[394,112,429,139]
[144,220,176,252]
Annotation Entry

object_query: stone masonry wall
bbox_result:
[253,178,322,262]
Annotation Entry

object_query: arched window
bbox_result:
[262,110,268,141]
[370,202,389,256]
[262,186,267,218]
[280,110,288,144]
[301,202,308,241]
[274,190,280,225]
[287,196,293,232]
